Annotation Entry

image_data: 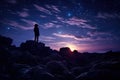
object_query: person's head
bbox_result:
[34,24,38,28]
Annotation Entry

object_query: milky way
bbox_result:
[0,0,120,52]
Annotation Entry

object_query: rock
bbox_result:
[15,51,38,66]
[63,70,75,80]
[59,47,72,57]
[0,35,120,80]
[20,40,45,51]
[71,66,89,76]
[0,48,12,65]
[20,40,51,57]
[43,54,63,64]
[92,61,120,70]
[46,61,68,75]
[8,63,31,80]
[0,35,13,47]
[75,69,120,80]
[27,66,55,80]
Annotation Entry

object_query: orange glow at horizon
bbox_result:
[50,42,88,52]
[66,43,78,51]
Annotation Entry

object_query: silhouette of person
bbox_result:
[34,24,39,43]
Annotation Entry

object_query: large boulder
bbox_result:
[59,47,72,57]
[46,61,68,75]
[0,35,13,47]
[20,40,45,51]
[20,40,52,57]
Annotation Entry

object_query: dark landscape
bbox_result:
[0,0,120,80]
[0,35,120,80]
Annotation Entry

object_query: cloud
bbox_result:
[40,15,47,18]
[17,8,29,17]
[52,21,58,23]
[53,31,116,42]
[87,31,112,37]
[43,23,54,28]
[17,11,29,17]
[53,33,92,41]
[56,16,97,29]
[40,36,56,42]
[34,4,61,16]
[21,19,37,26]
[42,22,62,29]
[52,5,61,13]
[97,12,120,19]
[34,4,52,15]
[45,5,61,13]
[56,16,64,21]
[86,31,118,41]
[6,20,33,30]
[3,19,38,30]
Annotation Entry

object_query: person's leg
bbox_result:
[37,36,39,43]
[34,36,36,41]
[35,35,37,42]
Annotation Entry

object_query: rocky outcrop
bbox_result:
[0,35,120,80]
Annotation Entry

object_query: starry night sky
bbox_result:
[0,0,120,52]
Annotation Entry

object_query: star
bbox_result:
[67,12,72,17]
[7,27,10,30]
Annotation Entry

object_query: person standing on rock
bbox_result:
[34,24,39,43]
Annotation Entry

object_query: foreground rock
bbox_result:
[0,35,120,80]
